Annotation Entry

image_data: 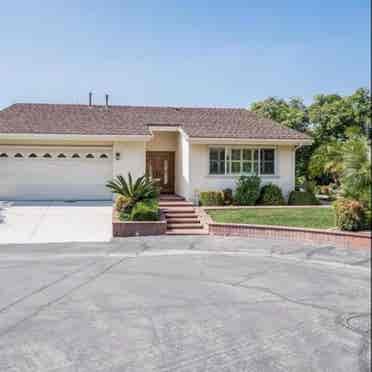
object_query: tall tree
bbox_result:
[250,97,309,132]
[308,88,371,145]
[250,97,310,178]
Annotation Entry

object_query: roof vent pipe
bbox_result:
[105,94,109,108]
[88,92,93,106]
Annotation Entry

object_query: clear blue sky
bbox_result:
[0,0,370,109]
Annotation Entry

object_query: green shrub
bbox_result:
[115,195,130,213]
[199,191,224,206]
[234,176,261,205]
[130,200,160,221]
[222,188,234,205]
[303,180,316,193]
[119,211,131,221]
[295,176,316,193]
[333,198,367,231]
[258,184,285,205]
[288,191,320,205]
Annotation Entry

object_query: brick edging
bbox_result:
[112,209,167,237]
[203,205,330,210]
[208,222,371,249]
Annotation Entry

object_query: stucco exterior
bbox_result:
[0,132,299,202]
[145,132,178,152]
[113,141,146,180]
[189,143,295,203]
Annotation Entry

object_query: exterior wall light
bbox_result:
[115,152,121,160]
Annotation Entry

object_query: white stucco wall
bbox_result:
[175,132,190,199]
[113,141,146,180]
[189,144,296,203]
[146,132,178,151]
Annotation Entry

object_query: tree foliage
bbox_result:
[341,134,371,207]
[250,96,310,179]
[309,129,371,209]
[308,88,371,145]
[250,88,371,182]
[250,97,309,132]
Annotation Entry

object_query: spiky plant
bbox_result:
[341,135,371,208]
[308,141,344,184]
[106,173,159,212]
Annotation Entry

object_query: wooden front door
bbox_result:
[146,152,175,194]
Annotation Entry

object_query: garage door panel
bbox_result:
[0,147,113,201]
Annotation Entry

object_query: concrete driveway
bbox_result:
[0,236,370,372]
[0,201,112,244]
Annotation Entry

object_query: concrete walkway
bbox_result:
[0,201,112,244]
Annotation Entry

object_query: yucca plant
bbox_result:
[106,173,159,213]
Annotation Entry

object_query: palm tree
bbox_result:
[308,141,344,184]
[341,135,371,207]
[106,173,159,212]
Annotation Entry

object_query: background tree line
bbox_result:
[250,87,371,182]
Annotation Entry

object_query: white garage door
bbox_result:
[0,146,113,201]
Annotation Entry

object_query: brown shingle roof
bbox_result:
[0,103,310,140]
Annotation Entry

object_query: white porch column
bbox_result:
[175,131,191,200]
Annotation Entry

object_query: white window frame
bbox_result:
[259,148,276,176]
[208,147,226,175]
[208,146,276,176]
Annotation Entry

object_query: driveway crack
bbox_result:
[0,255,133,338]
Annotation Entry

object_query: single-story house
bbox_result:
[0,100,311,203]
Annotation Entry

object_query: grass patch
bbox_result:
[208,207,336,229]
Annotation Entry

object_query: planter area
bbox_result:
[200,208,371,249]
[112,210,167,237]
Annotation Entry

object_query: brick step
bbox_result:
[167,217,200,224]
[166,229,208,236]
[158,201,193,207]
[160,205,194,210]
[159,195,185,201]
[167,223,203,229]
[161,208,195,213]
[165,213,197,219]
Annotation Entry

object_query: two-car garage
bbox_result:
[0,146,113,201]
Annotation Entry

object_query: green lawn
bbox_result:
[208,207,336,229]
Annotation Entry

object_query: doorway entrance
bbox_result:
[146,152,175,194]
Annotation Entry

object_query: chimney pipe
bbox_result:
[105,94,109,108]
[88,92,93,106]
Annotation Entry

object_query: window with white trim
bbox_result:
[260,149,275,175]
[209,148,225,175]
[209,147,275,176]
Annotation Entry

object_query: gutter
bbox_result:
[188,137,313,146]
[0,133,153,142]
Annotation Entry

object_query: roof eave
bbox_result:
[188,137,313,145]
[0,133,153,142]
